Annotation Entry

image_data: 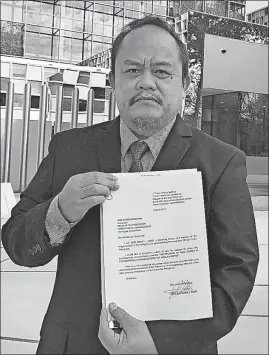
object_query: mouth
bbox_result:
[134,98,159,104]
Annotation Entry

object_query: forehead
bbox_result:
[117,25,180,64]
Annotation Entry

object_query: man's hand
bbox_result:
[98,303,158,354]
[58,172,119,223]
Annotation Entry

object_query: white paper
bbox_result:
[101,169,213,324]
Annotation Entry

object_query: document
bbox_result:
[100,169,213,326]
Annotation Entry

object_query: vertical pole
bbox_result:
[86,88,94,126]
[54,85,63,133]
[37,84,48,168]
[108,92,116,121]
[19,82,31,191]
[71,87,79,129]
[2,81,14,182]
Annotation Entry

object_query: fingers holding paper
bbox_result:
[58,172,119,224]
[98,303,158,354]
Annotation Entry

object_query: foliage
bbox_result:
[238,93,268,156]
[0,21,24,56]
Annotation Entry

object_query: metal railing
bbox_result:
[1,81,14,183]
[1,81,116,192]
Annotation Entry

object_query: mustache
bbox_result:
[129,93,162,106]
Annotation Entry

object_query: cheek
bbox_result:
[163,82,184,101]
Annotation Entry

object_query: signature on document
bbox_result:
[163,280,194,299]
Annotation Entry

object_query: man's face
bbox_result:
[109,25,189,138]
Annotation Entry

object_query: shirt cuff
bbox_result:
[45,195,77,247]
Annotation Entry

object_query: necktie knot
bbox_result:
[129,140,148,172]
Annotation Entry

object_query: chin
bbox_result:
[130,114,163,133]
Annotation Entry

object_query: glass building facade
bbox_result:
[174,0,246,20]
[247,6,268,26]
[1,0,173,64]
[1,0,267,164]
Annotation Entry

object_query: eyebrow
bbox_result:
[153,61,173,67]
[123,60,143,66]
[123,59,173,67]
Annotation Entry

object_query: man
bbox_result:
[2,15,259,354]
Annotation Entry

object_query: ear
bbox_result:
[109,71,115,91]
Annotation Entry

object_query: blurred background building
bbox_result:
[0,0,174,64]
[0,0,268,192]
[246,4,268,26]
[173,0,246,20]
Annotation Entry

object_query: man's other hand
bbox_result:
[98,303,158,354]
[58,172,119,223]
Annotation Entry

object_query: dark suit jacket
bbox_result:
[2,115,259,354]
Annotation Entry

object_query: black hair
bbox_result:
[111,15,189,83]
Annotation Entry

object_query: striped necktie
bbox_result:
[129,140,148,172]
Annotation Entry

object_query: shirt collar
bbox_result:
[120,117,176,160]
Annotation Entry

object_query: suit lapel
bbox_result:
[96,116,121,173]
[96,114,193,173]
[151,114,192,171]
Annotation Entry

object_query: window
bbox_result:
[105,87,112,100]
[79,99,87,112]
[49,72,63,82]
[44,67,58,81]
[41,2,53,15]
[92,87,105,99]
[63,85,74,97]
[14,94,23,107]
[0,93,6,106]
[1,78,9,91]
[27,0,41,12]
[72,20,83,33]
[49,82,61,95]
[40,14,53,27]
[265,7,268,15]
[31,95,40,108]
[28,81,42,95]
[25,32,39,57]
[93,100,105,113]
[12,64,27,78]
[63,97,72,111]
[14,4,23,22]
[74,0,84,9]
[71,38,83,63]
[1,2,12,21]
[39,34,52,58]
[77,72,90,85]
[27,11,41,25]
[248,14,251,21]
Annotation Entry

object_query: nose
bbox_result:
[136,71,157,91]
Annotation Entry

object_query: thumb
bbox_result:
[109,303,138,332]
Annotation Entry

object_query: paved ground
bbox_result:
[1,190,268,354]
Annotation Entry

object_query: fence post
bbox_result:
[71,87,79,129]
[19,82,31,191]
[86,88,94,126]
[54,85,63,133]
[2,81,14,183]
[108,92,116,121]
[37,84,48,169]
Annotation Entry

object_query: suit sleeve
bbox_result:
[1,133,72,267]
[45,195,78,247]
[146,151,259,354]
